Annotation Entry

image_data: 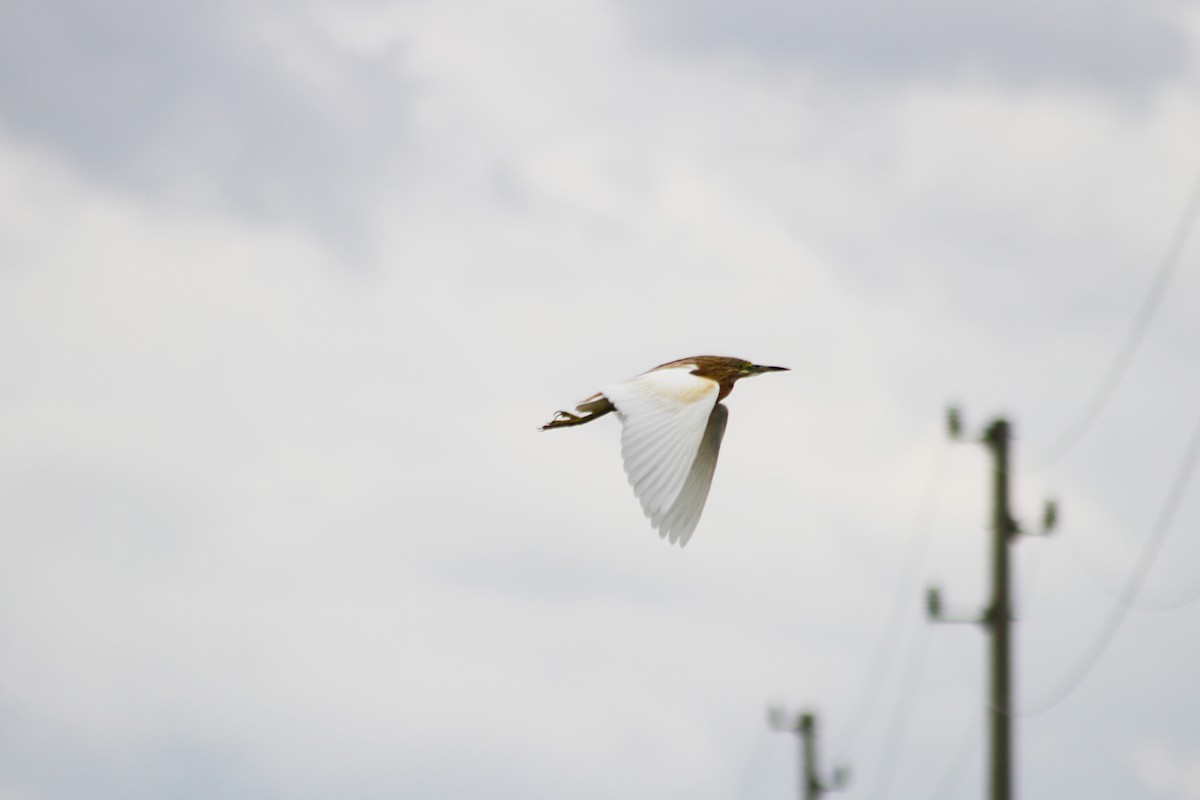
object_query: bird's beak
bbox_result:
[751,364,789,374]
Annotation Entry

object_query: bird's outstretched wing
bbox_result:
[600,367,725,544]
[655,403,727,546]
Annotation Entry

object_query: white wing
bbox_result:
[653,403,727,546]
[600,367,721,532]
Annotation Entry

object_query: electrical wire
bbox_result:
[1026,168,1200,472]
[831,435,949,761]
[1062,505,1200,614]
[1021,403,1200,716]
[866,623,932,800]
[1011,528,1054,622]
[927,711,979,800]
[907,406,1199,725]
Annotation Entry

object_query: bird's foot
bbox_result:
[540,410,584,431]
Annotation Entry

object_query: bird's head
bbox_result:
[671,356,788,394]
[734,360,789,379]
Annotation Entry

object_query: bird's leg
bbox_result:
[539,393,614,431]
[540,410,590,430]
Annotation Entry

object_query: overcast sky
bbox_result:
[2,1,1200,799]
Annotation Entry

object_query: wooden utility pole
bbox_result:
[928,412,1057,800]
[768,709,849,800]
[984,419,1014,800]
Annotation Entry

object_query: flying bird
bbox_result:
[541,356,788,546]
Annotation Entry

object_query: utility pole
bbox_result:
[928,411,1057,800]
[984,419,1014,800]
[768,708,849,800]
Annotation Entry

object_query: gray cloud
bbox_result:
[0,0,413,255]
[623,0,1192,94]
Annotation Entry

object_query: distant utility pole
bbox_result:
[928,412,1057,800]
[768,708,849,800]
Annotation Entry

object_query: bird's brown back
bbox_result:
[651,355,755,400]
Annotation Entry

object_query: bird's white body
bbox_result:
[542,355,785,547]
[600,366,727,546]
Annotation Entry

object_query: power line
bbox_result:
[927,711,979,800]
[934,406,1200,719]
[1011,523,1054,621]
[1028,168,1200,471]
[866,623,931,800]
[831,434,949,760]
[1019,403,1200,715]
[1061,521,1200,615]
